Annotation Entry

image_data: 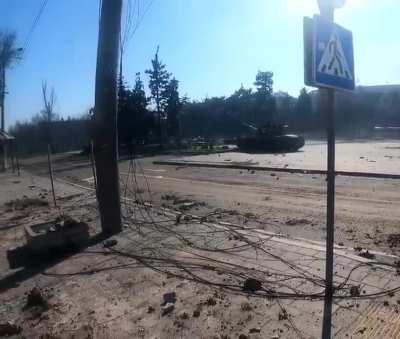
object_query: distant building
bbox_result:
[310,84,400,115]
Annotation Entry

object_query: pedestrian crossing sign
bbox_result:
[304,15,355,91]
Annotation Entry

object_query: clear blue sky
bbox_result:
[1,0,399,128]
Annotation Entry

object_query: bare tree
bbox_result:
[0,31,23,131]
[41,81,57,123]
[41,80,57,206]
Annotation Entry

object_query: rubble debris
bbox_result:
[161,194,177,201]
[0,322,22,337]
[238,334,248,339]
[205,297,216,306]
[285,218,310,226]
[25,287,48,310]
[103,239,118,248]
[193,309,201,318]
[243,278,262,293]
[249,327,261,333]
[162,292,176,306]
[278,308,288,321]
[5,197,48,211]
[179,311,189,320]
[147,306,155,314]
[357,327,367,334]
[161,303,175,316]
[350,285,360,297]
[24,216,89,255]
[178,202,196,211]
[358,250,375,259]
[240,302,252,312]
[388,234,400,248]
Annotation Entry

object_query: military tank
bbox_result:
[236,122,305,153]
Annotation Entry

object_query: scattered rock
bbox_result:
[147,306,155,314]
[338,242,344,247]
[388,234,400,248]
[25,287,48,310]
[357,327,367,334]
[0,322,21,337]
[350,285,360,297]
[193,309,201,318]
[161,302,175,316]
[162,292,176,305]
[103,239,118,248]
[5,197,48,210]
[278,309,288,321]
[178,202,196,211]
[179,311,189,320]
[206,297,217,306]
[383,301,390,307]
[285,218,310,226]
[270,173,276,177]
[240,302,252,312]
[358,250,375,259]
[243,278,262,293]
[238,334,248,339]
[249,327,261,333]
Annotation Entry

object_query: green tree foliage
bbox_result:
[226,84,255,123]
[1,31,23,130]
[275,91,296,125]
[145,46,170,140]
[253,71,276,124]
[254,71,273,97]
[0,31,23,69]
[165,78,182,139]
[295,88,312,131]
[118,73,153,147]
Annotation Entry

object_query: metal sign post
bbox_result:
[304,1,355,337]
[320,5,336,339]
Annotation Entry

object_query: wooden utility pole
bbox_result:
[93,0,123,235]
[319,2,336,338]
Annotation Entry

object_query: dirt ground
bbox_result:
[1,144,400,338]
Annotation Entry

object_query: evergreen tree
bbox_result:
[254,71,276,124]
[165,78,182,139]
[145,46,170,142]
[118,73,151,146]
[295,88,312,131]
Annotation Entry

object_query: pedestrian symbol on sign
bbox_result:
[303,15,354,91]
[312,15,354,90]
[317,31,353,80]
